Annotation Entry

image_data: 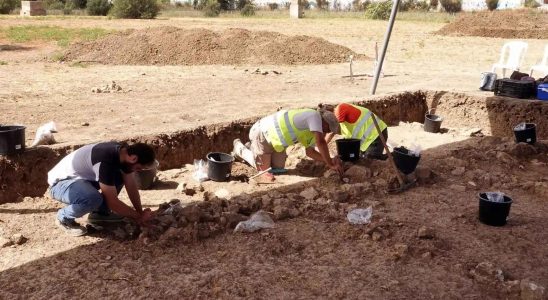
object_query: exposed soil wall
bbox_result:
[2,90,546,204]
[425,91,548,138]
[356,91,428,126]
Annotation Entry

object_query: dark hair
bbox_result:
[125,143,155,165]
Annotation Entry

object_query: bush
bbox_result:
[316,0,329,9]
[485,0,497,10]
[439,0,461,12]
[399,0,429,11]
[524,0,540,8]
[64,0,75,14]
[364,0,392,20]
[352,0,370,11]
[240,2,254,15]
[430,0,438,7]
[47,1,65,10]
[110,0,160,18]
[0,0,17,14]
[267,2,278,9]
[71,0,88,9]
[87,0,112,15]
[203,0,220,16]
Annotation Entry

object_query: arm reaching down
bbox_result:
[99,183,152,224]
[123,172,143,213]
[306,132,344,175]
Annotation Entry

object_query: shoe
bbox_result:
[269,168,288,174]
[88,212,124,224]
[56,219,87,237]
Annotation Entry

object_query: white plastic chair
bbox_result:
[530,45,548,77]
[491,41,528,78]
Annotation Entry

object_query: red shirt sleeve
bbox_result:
[334,103,361,123]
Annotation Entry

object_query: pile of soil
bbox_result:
[63,27,362,65]
[436,10,548,39]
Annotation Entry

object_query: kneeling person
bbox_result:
[326,103,388,160]
[48,142,155,236]
[234,108,344,181]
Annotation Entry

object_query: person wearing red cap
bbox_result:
[326,103,388,160]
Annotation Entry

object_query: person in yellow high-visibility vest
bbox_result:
[325,103,389,160]
[233,108,344,181]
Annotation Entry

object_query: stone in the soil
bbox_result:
[112,228,128,240]
[496,151,517,164]
[451,167,466,176]
[373,178,387,188]
[323,169,339,178]
[181,205,203,223]
[220,212,248,229]
[469,261,505,284]
[214,188,232,200]
[415,166,434,183]
[158,214,177,228]
[371,231,383,241]
[509,143,538,158]
[300,187,319,201]
[0,237,14,248]
[417,226,435,239]
[273,206,290,220]
[343,165,372,183]
[421,251,433,259]
[534,182,548,197]
[392,243,409,259]
[328,190,349,203]
[520,279,545,300]
[288,208,301,218]
[10,234,27,245]
[449,184,466,192]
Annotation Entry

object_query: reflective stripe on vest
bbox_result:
[340,105,387,152]
[268,109,316,152]
[351,110,372,139]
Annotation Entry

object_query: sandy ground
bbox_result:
[1,15,548,299]
[1,17,546,146]
[1,124,547,298]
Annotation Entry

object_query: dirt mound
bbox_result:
[63,27,362,65]
[436,10,548,39]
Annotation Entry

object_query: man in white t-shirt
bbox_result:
[233,108,343,181]
[48,142,155,236]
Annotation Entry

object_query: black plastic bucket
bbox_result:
[207,152,234,182]
[336,138,361,162]
[392,146,421,175]
[0,125,26,155]
[478,192,512,226]
[424,114,443,133]
[513,123,536,144]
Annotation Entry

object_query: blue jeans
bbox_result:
[50,178,123,222]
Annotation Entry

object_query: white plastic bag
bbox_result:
[234,210,275,233]
[408,142,422,157]
[31,121,57,147]
[347,207,373,225]
[486,192,505,203]
[514,123,526,131]
[192,159,209,182]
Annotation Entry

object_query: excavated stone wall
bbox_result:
[1,90,546,204]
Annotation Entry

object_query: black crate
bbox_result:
[494,79,536,99]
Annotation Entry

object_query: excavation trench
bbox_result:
[1,90,547,205]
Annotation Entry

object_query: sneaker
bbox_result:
[88,212,124,224]
[56,219,87,236]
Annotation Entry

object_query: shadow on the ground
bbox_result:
[0,44,34,51]
[0,208,58,214]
